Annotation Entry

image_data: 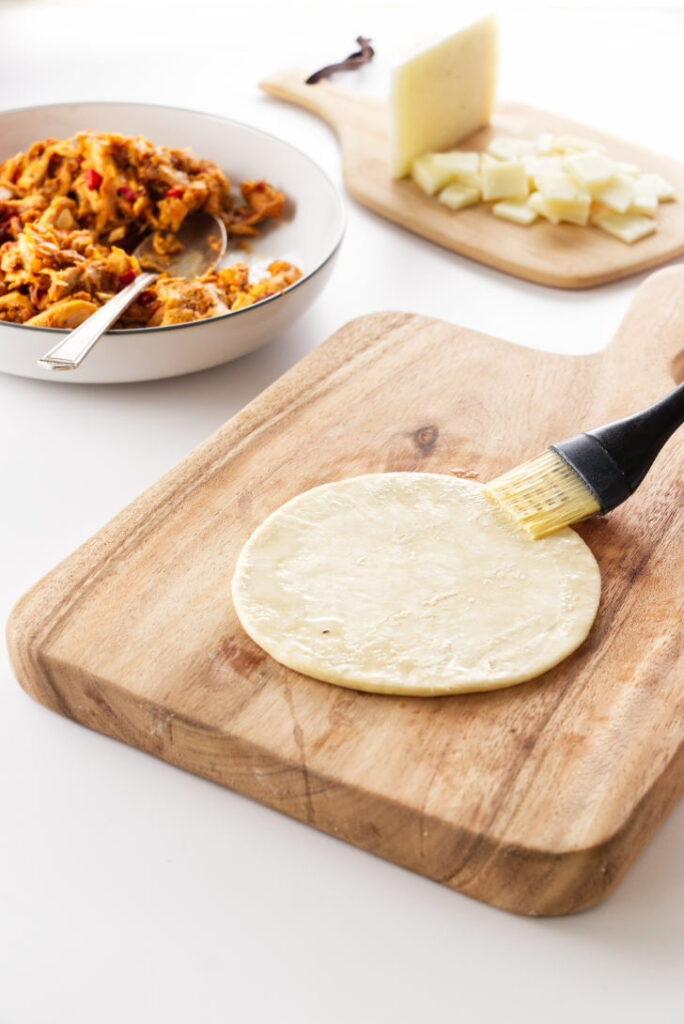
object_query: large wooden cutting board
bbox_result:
[260,69,684,289]
[8,267,684,916]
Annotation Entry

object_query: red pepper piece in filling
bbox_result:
[84,168,103,190]
[118,185,136,203]
[165,186,184,198]
[137,290,156,306]
[118,269,137,287]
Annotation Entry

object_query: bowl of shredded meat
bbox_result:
[0,102,345,383]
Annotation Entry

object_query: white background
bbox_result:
[1,3,683,1021]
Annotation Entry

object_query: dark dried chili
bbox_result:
[305,35,374,85]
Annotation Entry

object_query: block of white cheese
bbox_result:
[390,15,498,178]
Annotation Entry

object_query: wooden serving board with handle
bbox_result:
[8,266,684,916]
[260,69,684,289]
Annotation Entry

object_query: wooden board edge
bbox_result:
[11,650,684,917]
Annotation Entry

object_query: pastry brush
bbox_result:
[485,380,684,538]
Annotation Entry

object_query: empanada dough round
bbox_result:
[232,473,601,696]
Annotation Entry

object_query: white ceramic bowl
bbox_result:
[0,101,345,383]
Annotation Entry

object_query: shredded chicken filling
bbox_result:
[0,132,301,328]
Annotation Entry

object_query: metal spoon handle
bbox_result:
[37,271,158,371]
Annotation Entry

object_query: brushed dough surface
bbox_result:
[232,473,601,696]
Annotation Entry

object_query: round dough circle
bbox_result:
[232,473,601,696]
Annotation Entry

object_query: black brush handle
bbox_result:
[553,381,684,513]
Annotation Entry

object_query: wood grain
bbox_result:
[260,69,684,289]
[7,266,684,916]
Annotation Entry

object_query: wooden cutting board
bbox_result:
[260,69,684,289]
[8,266,684,917]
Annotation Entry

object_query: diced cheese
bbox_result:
[591,175,634,213]
[411,153,455,195]
[548,201,590,227]
[535,132,555,155]
[535,172,591,224]
[630,178,659,217]
[481,159,528,201]
[591,209,657,243]
[390,15,499,178]
[550,135,606,154]
[528,191,559,224]
[487,136,535,161]
[525,154,564,189]
[637,172,676,201]
[402,121,674,243]
[616,161,640,177]
[492,199,538,225]
[412,151,481,194]
[438,183,480,211]
[565,151,618,190]
[431,151,480,188]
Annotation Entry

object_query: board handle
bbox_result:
[602,266,684,392]
[259,68,384,139]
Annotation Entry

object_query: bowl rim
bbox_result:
[0,99,347,337]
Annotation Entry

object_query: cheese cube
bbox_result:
[525,154,564,189]
[591,175,634,213]
[411,153,455,195]
[551,135,606,154]
[431,151,481,189]
[535,172,591,224]
[487,136,535,161]
[630,178,659,217]
[616,161,640,177]
[637,172,676,202]
[481,159,528,201]
[591,209,657,243]
[528,191,559,224]
[390,15,499,178]
[535,132,555,155]
[492,199,538,225]
[565,151,618,190]
[438,183,480,211]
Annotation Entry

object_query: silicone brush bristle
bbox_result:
[485,449,601,538]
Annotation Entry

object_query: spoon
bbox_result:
[37,211,227,371]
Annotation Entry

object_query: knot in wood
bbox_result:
[414,425,438,453]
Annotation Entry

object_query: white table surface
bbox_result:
[2,4,683,1021]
